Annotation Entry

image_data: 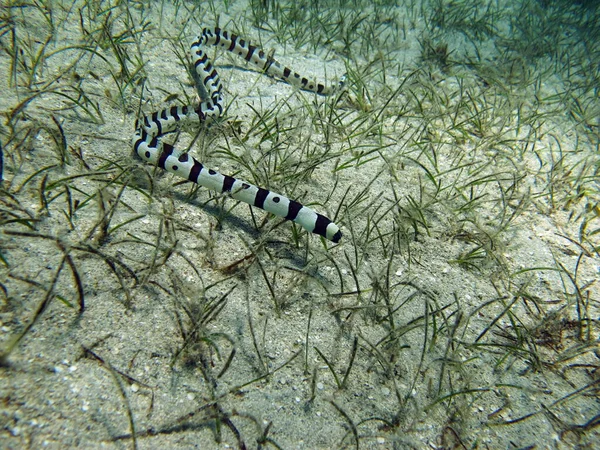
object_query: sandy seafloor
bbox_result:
[0,0,599,448]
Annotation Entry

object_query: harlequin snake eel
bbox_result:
[133,28,344,243]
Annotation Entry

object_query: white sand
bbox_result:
[1,0,598,448]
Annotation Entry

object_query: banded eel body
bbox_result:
[133,27,343,243]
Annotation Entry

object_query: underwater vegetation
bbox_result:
[0,0,598,448]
